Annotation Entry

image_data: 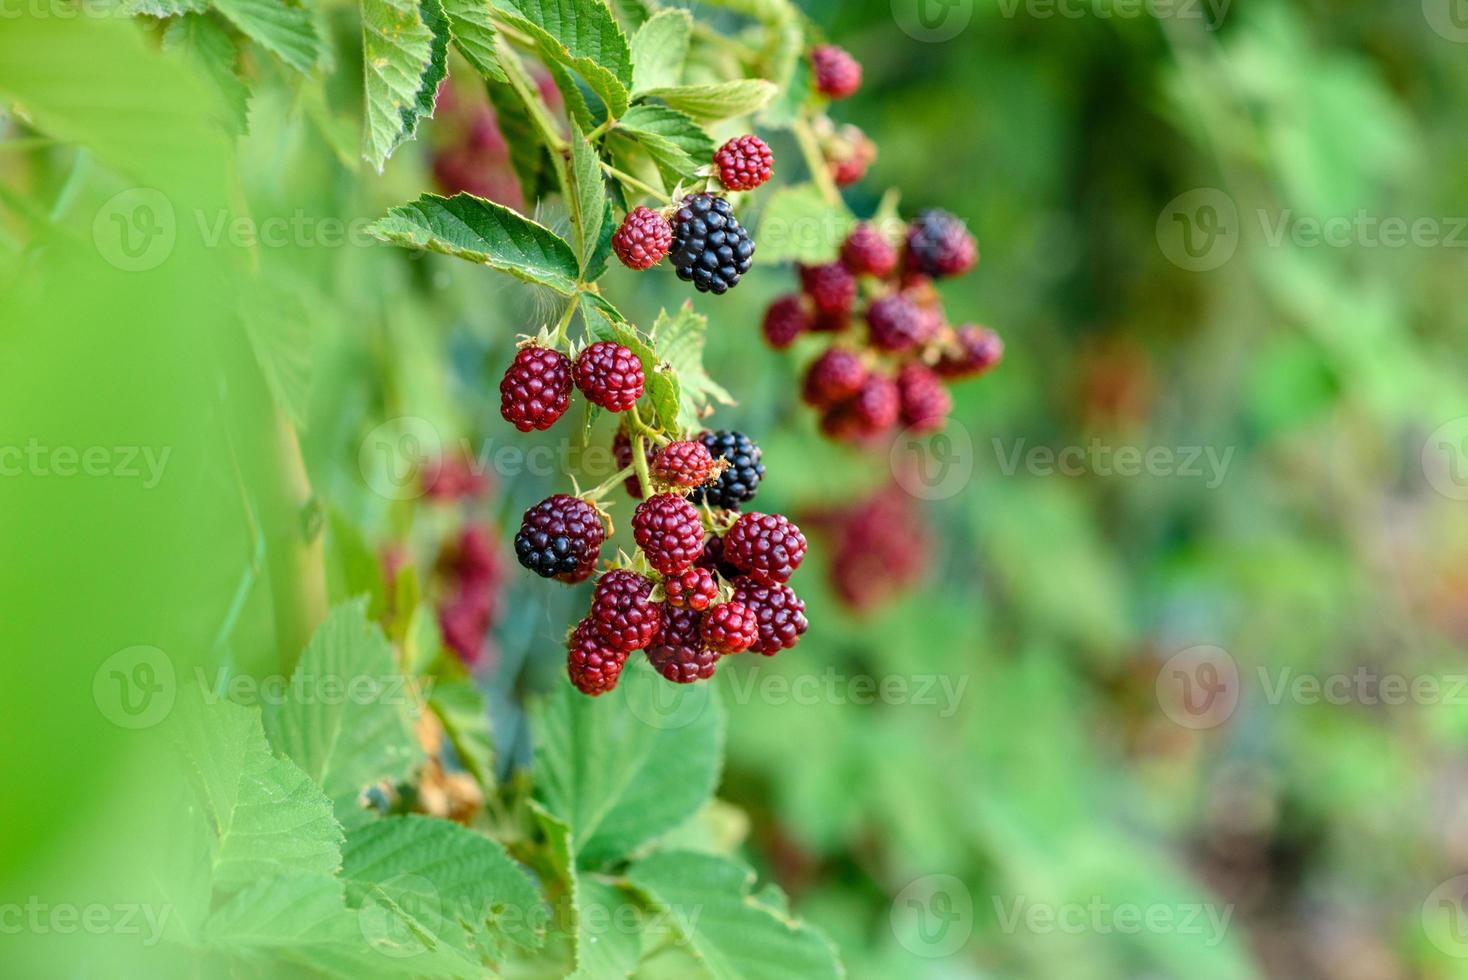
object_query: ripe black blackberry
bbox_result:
[514,494,605,583]
[689,430,764,510]
[645,605,719,683]
[670,193,755,294]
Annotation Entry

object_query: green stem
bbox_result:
[585,118,615,142]
[601,161,672,205]
[625,402,665,443]
[494,34,567,153]
[583,463,637,501]
[630,431,654,497]
[553,296,579,347]
[793,115,841,208]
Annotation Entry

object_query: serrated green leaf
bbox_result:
[564,123,607,275]
[582,197,616,282]
[441,0,505,81]
[571,878,642,979]
[545,57,599,133]
[341,814,544,959]
[753,183,855,265]
[641,79,777,121]
[630,9,690,95]
[486,79,555,200]
[608,103,713,188]
[206,874,350,947]
[531,661,724,867]
[653,303,733,432]
[162,13,251,136]
[211,0,322,74]
[172,690,344,890]
[370,193,581,294]
[124,0,208,15]
[361,0,441,171]
[626,851,843,980]
[495,0,632,117]
[261,601,423,831]
[579,295,679,430]
[428,674,496,789]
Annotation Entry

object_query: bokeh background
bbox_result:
[3,1,1468,977]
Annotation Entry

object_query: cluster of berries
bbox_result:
[609,134,771,293]
[762,211,1002,442]
[512,430,810,696]
[498,336,644,433]
[808,45,875,188]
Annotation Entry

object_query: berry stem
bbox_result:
[630,431,654,498]
[600,161,673,205]
[582,463,637,501]
[625,402,665,444]
[584,118,615,142]
[553,296,578,347]
[793,115,842,207]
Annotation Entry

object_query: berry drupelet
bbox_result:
[567,618,629,695]
[701,601,759,654]
[645,605,719,683]
[905,209,978,279]
[651,440,715,489]
[713,135,774,192]
[589,569,661,652]
[631,493,706,575]
[723,512,808,585]
[811,44,862,99]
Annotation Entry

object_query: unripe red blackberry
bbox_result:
[905,209,978,279]
[664,566,719,611]
[849,373,900,435]
[612,206,673,270]
[567,618,629,695]
[761,294,810,350]
[935,325,1004,378]
[896,363,953,433]
[811,309,851,333]
[689,430,764,510]
[866,295,926,352]
[730,576,808,654]
[589,569,661,652]
[612,429,656,498]
[802,348,867,408]
[810,44,862,99]
[631,493,705,575]
[514,494,605,583]
[724,511,807,585]
[500,344,573,432]
[713,135,774,192]
[827,126,875,187]
[651,440,715,489]
[701,601,758,654]
[645,605,719,683]
[840,223,898,278]
[799,262,856,316]
[670,193,755,294]
[574,341,645,411]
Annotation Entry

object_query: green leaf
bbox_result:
[570,878,642,979]
[162,13,250,136]
[582,197,616,282]
[564,123,607,277]
[171,690,344,890]
[427,674,496,789]
[206,874,350,947]
[486,79,555,200]
[653,303,733,432]
[495,0,633,117]
[211,0,323,74]
[753,183,855,265]
[124,0,208,15]
[261,600,423,831]
[369,193,581,294]
[630,8,691,95]
[531,661,724,868]
[640,79,777,121]
[545,58,599,133]
[609,103,713,187]
[361,0,444,171]
[579,295,680,431]
[626,851,843,980]
[341,814,544,959]
[441,0,505,81]
[242,277,313,431]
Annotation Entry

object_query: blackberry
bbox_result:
[664,566,719,611]
[762,294,810,350]
[612,206,673,270]
[701,601,758,654]
[514,494,605,583]
[670,193,755,294]
[799,262,856,316]
[574,341,645,411]
[645,605,719,683]
[896,363,952,432]
[713,135,774,192]
[689,430,764,510]
[935,325,1004,378]
[589,569,661,652]
[567,618,629,695]
[840,223,898,278]
[499,344,573,432]
[631,493,705,575]
[905,209,978,279]
[802,348,867,408]
[811,44,862,99]
[724,512,807,585]
[695,532,744,582]
[827,125,876,187]
[865,295,925,352]
[651,440,715,489]
[849,373,900,435]
[731,576,808,655]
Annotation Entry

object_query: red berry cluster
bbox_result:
[499,338,645,432]
[761,215,1002,443]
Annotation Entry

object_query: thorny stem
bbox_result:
[793,115,842,208]
[600,161,673,205]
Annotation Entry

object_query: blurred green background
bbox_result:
[4,0,1468,977]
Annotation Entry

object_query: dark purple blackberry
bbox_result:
[514,494,606,583]
[670,193,755,294]
[688,430,764,510]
